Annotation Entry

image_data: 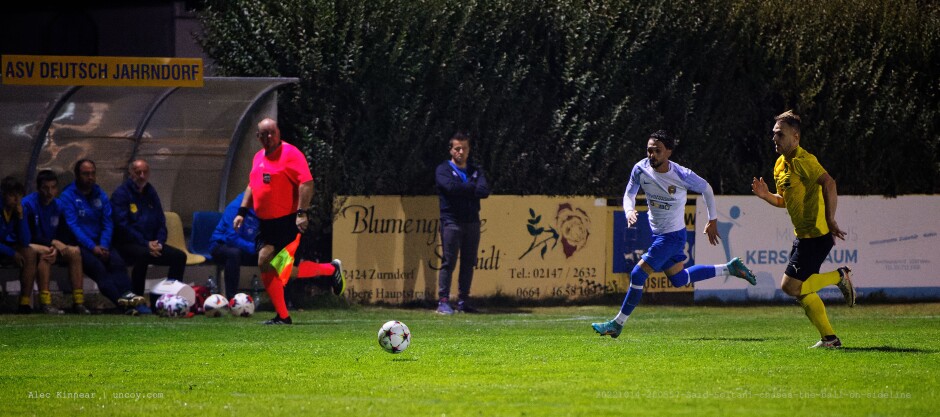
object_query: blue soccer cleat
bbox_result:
[591,319,623,339]
[727,257,757,285]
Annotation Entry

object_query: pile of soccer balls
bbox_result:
[199,293,256,317]
[155,294,190,318]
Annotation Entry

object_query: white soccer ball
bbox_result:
[155,294,190,318]
[378,320,411,354]
[229,293,255,317]
[203,294,229,317]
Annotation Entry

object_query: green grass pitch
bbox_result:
[2,303,937,416]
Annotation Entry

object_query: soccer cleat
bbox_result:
[591,319,624,339]
[837,266,856,308]
[456,300,479,313]
[727,257,757,285]
[135,304,152,315]
[436,299,454,315]
[117,292,146,308]
[72,304,92,315]
[263,315,293,325]
[41,304,64,315]
[16,304,32,314]
[809,337,843,349]
[330,259,346,296]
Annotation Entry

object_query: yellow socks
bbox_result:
[73,289,85,305]
[39,291,52,305]
[800,270,841,295]
[19,295,31,306]
[798,292,835,337]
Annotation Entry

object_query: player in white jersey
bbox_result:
[592,130,757,338]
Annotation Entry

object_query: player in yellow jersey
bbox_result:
[751,110,856,349]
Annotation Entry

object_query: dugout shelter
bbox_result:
[0,77,298,225]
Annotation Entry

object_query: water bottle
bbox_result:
[207,276,218,295]
[250,274,262,300]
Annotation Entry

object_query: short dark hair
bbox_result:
[73,158,96,179]
[1,176,25,197]
[649,130,677,150]
[449,132,471,148]
[774,110,801,134]
[36,169,58,185]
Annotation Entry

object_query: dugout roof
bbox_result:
[0,77,298,224]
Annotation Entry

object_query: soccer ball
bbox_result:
[203,294,229,317]
[229,293,255,317]
[377,320,411,354]
[155,294,190,318]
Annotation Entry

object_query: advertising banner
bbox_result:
[694,196,940,301]
[332,196,608,304]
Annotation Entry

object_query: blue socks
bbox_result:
[668,264,716,287]
[616,265,648,324]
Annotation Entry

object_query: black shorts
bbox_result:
[257,215,299,253]
[785,233,834,281]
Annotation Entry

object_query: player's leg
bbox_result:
[592,231,681,337]
[783,236,840,348]
[60,244,89,314]
[258,242,290,323]
[117,243,150,296]
[801,257,856,307]
[257,216,300,324]
[107,250,150,315]
[16,246,39,313]
[30,244,62,314]
[435,223,462,314]
[213,244,243,299]
[156,244,187,281]
[665,258,757,287]
[456,222,481,312]
[295,257,344,296]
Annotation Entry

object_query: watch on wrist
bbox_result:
[297,208,309,216]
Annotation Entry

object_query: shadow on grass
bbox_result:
[391,357,418,362]
[686,337,777,342]
[841,346,938,354]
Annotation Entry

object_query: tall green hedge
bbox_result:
[199,0,938,247]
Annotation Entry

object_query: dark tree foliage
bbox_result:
[199,0,939,256]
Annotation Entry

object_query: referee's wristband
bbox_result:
[237,207,249,217]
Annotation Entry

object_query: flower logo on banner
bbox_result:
[520,203,591,259]
[556,203,591,258]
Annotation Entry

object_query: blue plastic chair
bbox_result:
[190,211,222,261]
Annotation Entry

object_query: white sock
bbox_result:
[715,264,730,276]
[614,312,629,325]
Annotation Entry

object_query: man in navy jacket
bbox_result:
[434,132,490,314]
[111,159,186,295]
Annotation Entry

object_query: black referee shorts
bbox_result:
[257,214,299,254]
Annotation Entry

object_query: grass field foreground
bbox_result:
[1,303,938,416]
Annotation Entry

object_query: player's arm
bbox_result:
[699,182,720,245]
[817,172,846,241]
[234,186,252,231]
[622,166,642,227]
[296,180,313,232]
[751,177,785,208]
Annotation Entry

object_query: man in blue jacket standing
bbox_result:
[435,132,490,314]
[59,159,150,315]
[111,159,186,295]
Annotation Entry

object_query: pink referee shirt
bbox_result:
[249,141,313,220]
